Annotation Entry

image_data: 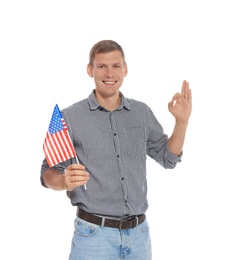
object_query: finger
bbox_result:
[69,169,89,178]
[170,92,180,104]
[188,88,192,103]
[66,179,88,191]
[184,81,190,100]
[181,80,186,97]
[67,163,85,171]
[168,93,180,110]
[70,174,89,183]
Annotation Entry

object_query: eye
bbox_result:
[98,65,104,69]
[113,65,121,69]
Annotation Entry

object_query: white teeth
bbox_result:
[104,81,115,84]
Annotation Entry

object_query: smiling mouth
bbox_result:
[102,81,117,84]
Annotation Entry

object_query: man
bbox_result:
[40,40,192,259]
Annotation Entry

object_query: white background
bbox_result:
[1,1,226,259]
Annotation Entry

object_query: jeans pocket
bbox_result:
[74,217,100,237]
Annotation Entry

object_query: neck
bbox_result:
[95,91,121,111]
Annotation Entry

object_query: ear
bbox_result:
[87,64,93,77]
[123,64,128,77]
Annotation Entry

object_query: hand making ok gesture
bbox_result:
[168,80,192,123]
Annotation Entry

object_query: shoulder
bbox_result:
[125,97,152,112]
[61,98,88,116]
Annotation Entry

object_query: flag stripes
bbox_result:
[43,104,77,167]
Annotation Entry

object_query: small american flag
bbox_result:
[43,104,77,167]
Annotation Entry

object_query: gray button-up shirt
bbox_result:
[41,90,182,217]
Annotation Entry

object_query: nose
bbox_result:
[104,67,114,78]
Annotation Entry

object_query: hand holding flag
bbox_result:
[43,104,87,189]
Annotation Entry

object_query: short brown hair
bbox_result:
[89,40,126,66]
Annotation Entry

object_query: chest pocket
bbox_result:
[122,127,146,155]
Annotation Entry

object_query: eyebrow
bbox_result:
[96,62,122,66]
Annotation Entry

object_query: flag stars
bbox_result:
[49,110,64,134]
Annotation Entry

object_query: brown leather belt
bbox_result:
[77,208,145,230]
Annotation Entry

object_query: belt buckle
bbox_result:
[133,216,139,228]
[119,218,125,230]
[119,216,138,230]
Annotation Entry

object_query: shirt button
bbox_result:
[121,177,124,180]
[114,133,116,136]
[117,155,119,158]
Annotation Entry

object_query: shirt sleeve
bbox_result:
[146,107,182,169]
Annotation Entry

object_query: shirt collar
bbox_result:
[87,90,130,111]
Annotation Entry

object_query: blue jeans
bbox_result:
[69,216,152,260]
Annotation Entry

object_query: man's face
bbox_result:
[87,50,128,98]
